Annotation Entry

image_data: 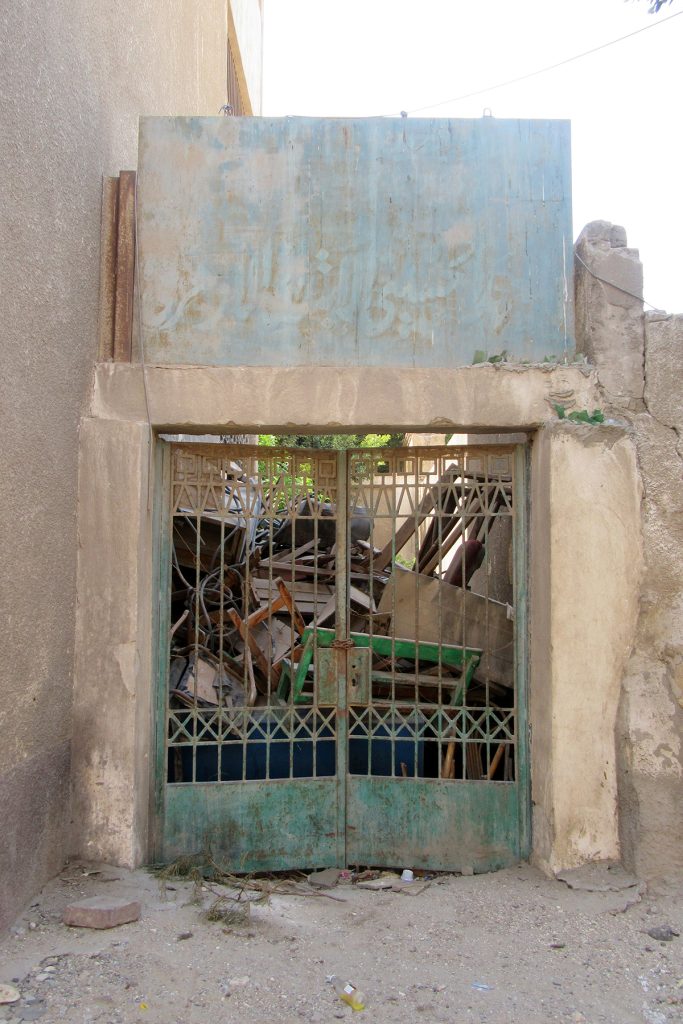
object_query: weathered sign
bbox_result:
[138,116,573,367]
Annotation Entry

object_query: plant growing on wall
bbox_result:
[553,405,605,424]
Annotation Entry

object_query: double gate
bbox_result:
[154,441,528,872]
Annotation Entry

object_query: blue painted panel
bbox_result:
[138,116,573,367]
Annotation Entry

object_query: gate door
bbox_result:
[344,445,527,872]
[156,442,527,872]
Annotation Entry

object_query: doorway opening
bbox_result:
[156,436,528,872]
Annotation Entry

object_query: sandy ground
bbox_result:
[0,862,681,1024]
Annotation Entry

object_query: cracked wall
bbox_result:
[575,222,683,884]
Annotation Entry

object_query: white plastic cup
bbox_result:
[401,869,414,882]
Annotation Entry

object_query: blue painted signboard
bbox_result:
[137,116,573,367]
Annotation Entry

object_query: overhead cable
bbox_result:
[394,9,683,117]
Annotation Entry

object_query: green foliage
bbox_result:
[553,404,605,425]
[472,350,508,365]
[258,433,404,450]
[395,553,416,570]
[254,434,404,512]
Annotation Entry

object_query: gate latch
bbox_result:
[347,647,371,704]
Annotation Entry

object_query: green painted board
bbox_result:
[163,779,340,870]
[346,777,520,873]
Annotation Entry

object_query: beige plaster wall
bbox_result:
[576,223,683,885]
[72,361,641,877]
[531,425,642,872]
[0,0,234,931]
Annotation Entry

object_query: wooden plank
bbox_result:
[276,579,307,636]
[113,170,136,362]
[251,578,334,596]
[373,485,437,571]
[97,177,119,360]
[227,610,280,689]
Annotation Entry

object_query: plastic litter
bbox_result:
[400,869,414,882]
[329,976,365,1011]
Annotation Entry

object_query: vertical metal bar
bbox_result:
[151,438,171,862]
[335,449,349,867]
[513,444,531,859]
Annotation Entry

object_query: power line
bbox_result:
[394,8,682,117]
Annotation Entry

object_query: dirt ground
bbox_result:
[1,861,681,1024]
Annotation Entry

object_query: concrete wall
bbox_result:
[575,223,683,885]
[530,425,642,872]
[136,116,573,367]
[72,360,645,876]
[0,0,262,932]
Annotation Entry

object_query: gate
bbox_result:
[154,441,528,872]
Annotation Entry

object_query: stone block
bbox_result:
[62,896,141,929]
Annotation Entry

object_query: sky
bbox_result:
[262,0,683,313]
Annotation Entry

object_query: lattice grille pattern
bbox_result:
[165,442,517,786]
[167,707,337,783]
[347,706,516,781]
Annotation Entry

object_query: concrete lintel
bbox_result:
[90,362,600,433]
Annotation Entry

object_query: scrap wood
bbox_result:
[228,610,280,688]
[486,742,506,780]
[441,741,456,779]
[244,647,258,707]
[373,486,437,571]
[240,577,304,635]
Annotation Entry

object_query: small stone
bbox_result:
[0,985,21,1005]
[27,923,37,931]
[307,868,342,890]
[647,925,680,942]
[63,897,141,929]
[176,932,193,941]
[17,1008,46,1021]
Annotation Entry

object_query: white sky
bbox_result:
[262,0,682,313]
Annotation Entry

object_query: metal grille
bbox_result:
[346,446,516,782]
[167,444,339,783]
[165,443,517,786]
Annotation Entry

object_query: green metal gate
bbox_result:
[153,441,528,872]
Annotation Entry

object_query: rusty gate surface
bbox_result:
[154,441,528,872]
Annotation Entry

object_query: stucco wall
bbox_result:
[0,0,232,932]
[530,425,642,872]
[72,361,644,877]
[575,223,683,885]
